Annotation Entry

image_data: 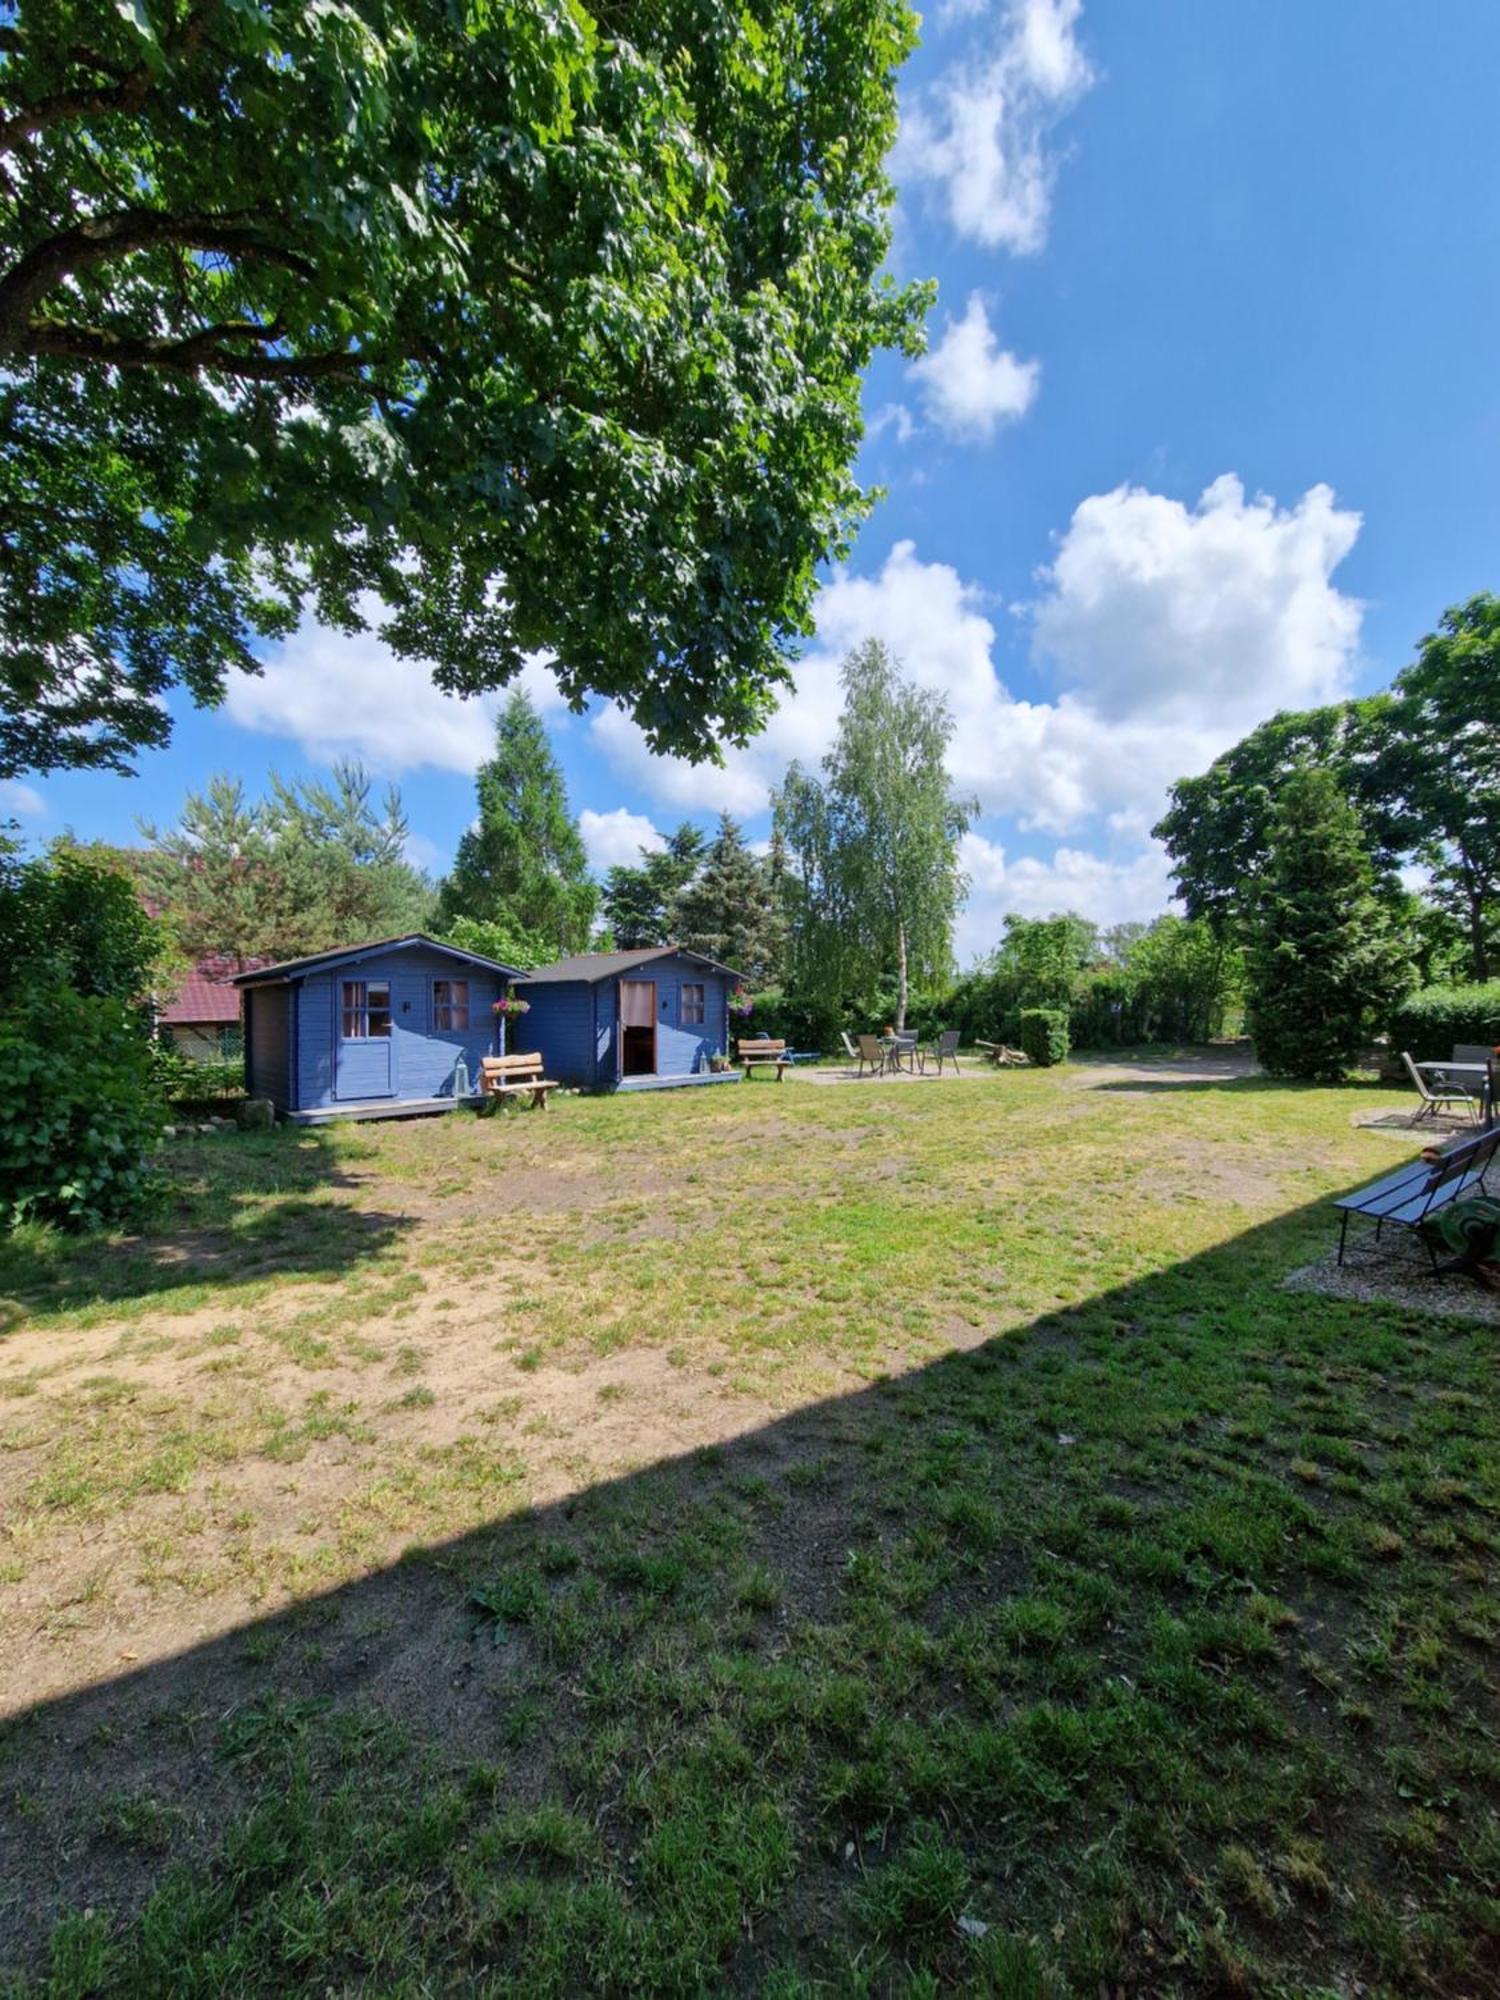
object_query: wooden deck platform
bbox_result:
[286,1095,476,1127]
[616,1071,743,1093]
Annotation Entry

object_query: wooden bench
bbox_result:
[736,1036,790,1081]
[1333,1125,1500,1269]
[479,1052,559,1110]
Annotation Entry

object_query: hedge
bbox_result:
[1019,1007,1069,1068]
[1387,982,1500,1062]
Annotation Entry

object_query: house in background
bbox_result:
[158,956,251,1061]
[519,947,744,1091]
[234,934,525,1124]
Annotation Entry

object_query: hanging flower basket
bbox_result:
[730,985,754,1018]
[493,996,531,1018]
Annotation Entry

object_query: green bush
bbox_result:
[1018,1007,1069,1067]
[1388,982,1500,1061]
[0,989,166,1229]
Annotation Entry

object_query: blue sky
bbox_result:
[10,0,1499,963]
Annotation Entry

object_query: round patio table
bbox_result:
[1416,1061,1495,1124]
[879,1033,919,1075]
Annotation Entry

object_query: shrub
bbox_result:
[0,989,165,1229]
[1387,982,1500,1062]
[1019,1007,1069,1067]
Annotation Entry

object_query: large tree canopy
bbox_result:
[1244,767,1409,1083]
[1154,593,1500,980]
[1371,594,1500,982]
[0,0,927,777]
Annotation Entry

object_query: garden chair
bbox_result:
[920,1029,961,1076]
[1402,1051,1480,1127]
[855,1034,887,1079]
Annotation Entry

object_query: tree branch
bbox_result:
[0,208,315,350]
[0,67,154,151]
[22,317,372,382]
[0,0,215,149]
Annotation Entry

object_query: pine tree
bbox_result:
[138,775,283,969]
[1246,767,1410,1082]
[671,815,786,985]
[437,691,596,955]
[602,823,705,948]
[140,765,435,966]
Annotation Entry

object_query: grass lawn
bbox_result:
[0,1054,1496,1995]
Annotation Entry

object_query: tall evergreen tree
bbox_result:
[437,691,596,955]
[1246,767,1409,1082]
[774,640,975,1029]
[602,823,705,949]
[671,815,786,986]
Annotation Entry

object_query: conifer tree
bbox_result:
[139,764,434,966]
[437,691,596,955]
[602,823,705,949]
[1246,767,1409,1081]
[671,815,786,985]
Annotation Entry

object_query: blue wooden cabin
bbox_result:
[235,934,525,1124]
[519,947,744,1091]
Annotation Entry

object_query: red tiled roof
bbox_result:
[160,958,269,1024]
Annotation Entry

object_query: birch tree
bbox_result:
[775,640,973,1029]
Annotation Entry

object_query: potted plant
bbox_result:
[492,996,531,1020]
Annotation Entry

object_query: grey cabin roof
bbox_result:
[520,946,743,986]
[233,933,526,987]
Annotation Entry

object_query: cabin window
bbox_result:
[681,982,705,1025]
[341,979,392,1039]
[432,979,470,1031]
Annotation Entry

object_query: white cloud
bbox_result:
[0,779,44,818]
[592,474,1362,948]
[1033,474,1362,723]
[896,0,1095,253]
[908,294,1040,439]
[955,829,1175,962]
[866,401,917,446]
[578,806,665,874]
[227,602,566,775]
[594,481,1361,845]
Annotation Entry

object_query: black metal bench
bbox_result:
[1333,1126,1500,1269]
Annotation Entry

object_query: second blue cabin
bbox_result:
[518,947,745,1091]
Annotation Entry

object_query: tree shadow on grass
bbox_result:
[0,1184,1495,1995]
[0,1129,416,1326]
